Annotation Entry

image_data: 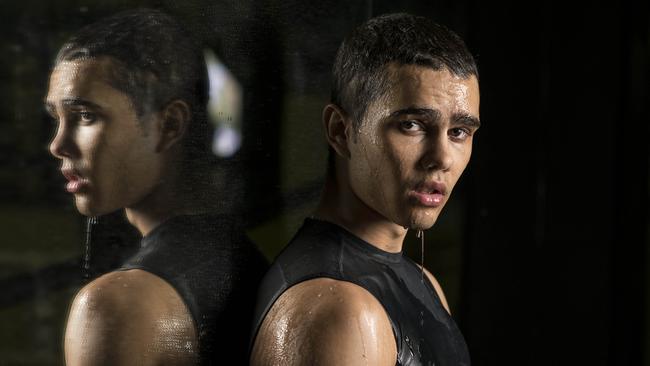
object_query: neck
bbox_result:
[313,172,407,253]
[125,175,203,237]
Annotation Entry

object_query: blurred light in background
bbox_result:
[204,48,243,158]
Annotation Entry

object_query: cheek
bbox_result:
[348,141,386,207]
[89,130,156,205]
[114,136,160,192]
[365,134,418,183]
[92,137,130,200]
[76,127,104,171]
[383,139,419,185]
[351,138,413,207]
[451,143,472,176]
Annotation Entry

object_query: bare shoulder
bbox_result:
[417,265,451,315]
[65,269,197,366]
[251,278,397,366]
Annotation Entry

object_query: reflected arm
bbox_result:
[64,270,198,366]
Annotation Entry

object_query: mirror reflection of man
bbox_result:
[46,9,267,365]
[251,13,480,366]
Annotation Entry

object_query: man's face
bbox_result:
[347,64,480,230]
[46,57,162,216]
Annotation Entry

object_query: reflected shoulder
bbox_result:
[64,269,197,366]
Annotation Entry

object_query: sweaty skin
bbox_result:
[64,270,197,366]
[252,278,397,366]
[346,64,480,239]
[47,57,199,365]
[251,65,480,366]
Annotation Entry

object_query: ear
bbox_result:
[322,103,352,160]
[155,100,190,152]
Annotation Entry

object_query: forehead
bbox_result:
[378,63,480,117]
[46,57,128,106]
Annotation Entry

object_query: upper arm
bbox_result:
[64,270,198,366]
[251,278,397,366]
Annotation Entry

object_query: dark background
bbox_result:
[0,0,647,365]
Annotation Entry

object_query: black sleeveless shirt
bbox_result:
[120,214,268,365]
[252,218,470,366]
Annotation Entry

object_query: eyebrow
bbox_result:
[389,107,481,128]
[389,107,441,121]
[453,114,481,129]
[44,98,104,113]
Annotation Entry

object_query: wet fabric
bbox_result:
[120,214,268,365]
[252,218,470,366]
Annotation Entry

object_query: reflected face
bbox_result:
[46,57,161,216]
[348,64,480,230]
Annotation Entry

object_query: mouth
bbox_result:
[408,181,447,207]
[61,167,88,194]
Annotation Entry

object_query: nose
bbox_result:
[49,121,76,159]
[419,132,453,172]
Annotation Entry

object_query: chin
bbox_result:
[407,221,436,231]
[74,204,96,217]
[74,196,103,217]
[405,209,440,230]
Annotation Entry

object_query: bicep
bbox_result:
[64,273,197,366]
[306,303,396,366]
[251,279,397,366]
[64,288,140,366]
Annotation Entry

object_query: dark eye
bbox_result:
[399,120,425,133]
[449,127,470,140]
[78,111,97,124]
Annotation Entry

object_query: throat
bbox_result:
[124,183,199,237]
[315,170,408,253]
[124,206,172,237]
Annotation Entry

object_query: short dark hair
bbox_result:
[331,13,478,128]
[55,8,210,162]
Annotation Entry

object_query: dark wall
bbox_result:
[459,1,649,365]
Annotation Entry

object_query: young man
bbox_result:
[46,9,267,365]
[251,13,480,366]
